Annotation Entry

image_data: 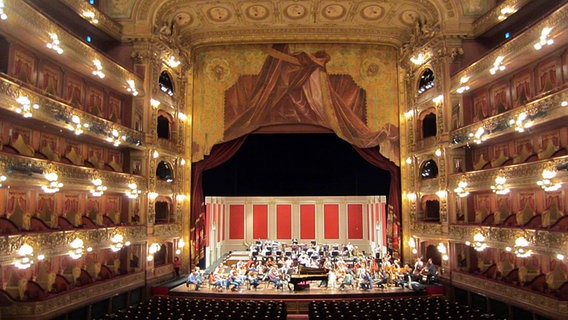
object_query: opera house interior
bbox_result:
[0,0,568,319]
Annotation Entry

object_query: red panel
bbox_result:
[206,204,211,246]
[229,204,245,239]
[348,204,363,239]
[276,204,292,239]
[300,204,315,239]
[324,204,339,239]
[217,204,222,242]
[253,204,268,239]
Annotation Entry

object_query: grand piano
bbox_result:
[288,266,328,291]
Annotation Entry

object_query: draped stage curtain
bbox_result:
[190,136,248,266]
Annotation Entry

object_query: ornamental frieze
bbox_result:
[411,222,443,237]
[153,223,183,239]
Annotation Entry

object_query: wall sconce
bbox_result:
[537,162,561,192]
[126,183,141,199]
[176,238,185,255]
[437,242,448,261]
[557,254,565,261]
[0,174,6,187]
[534,27,553,50]
[509,112,532,132]
[42,171,63,194]
[126,79,138,96]
[466,232,487,252]
[15,95,39,118]
[435,190,447,199]
[489,56,506,75]
[179,158,186,166]
[410,52,429,65]
[491,171,510,195]
[404,110,413,119]
[408,237,417,254]
[46,33,63,54]
[150,99,161,108]
[82,10,99,24]
[453,176,470,198]
[405,157,413,165]
[90,178,107,197]
[469,126,487,144]
[434,148,442,157]
[68,238,85,259]
[167,55,181,68]
[514,236,532,258]
[152,150,160,159]
[432,95,443,105]
[178,112,187,121]
[106,128,123,147]
[0,1,8,20]
[148,192,159,200]
[147,242,161,261]
[68,115,89,135]
[562,101,567,107]
[15,243,34,269]
[92,59,105,79]
[176,194,186,202]
[406,192,417,201]
[110,234,125,252]
[456,76,470,94]
[498,7,516,20]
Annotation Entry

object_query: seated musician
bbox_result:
[226,268,242,291]
[339,269,354,290]
[267,265,284,289]
[359,268,373,290]
[247,269,260,289]
[186,267,204,290]
[374,265,389,289]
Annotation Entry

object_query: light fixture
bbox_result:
[498,7,516,20]
[404,110,413,119]
[534,27,553,50]
[106,128,123,147]
[405,157,413,165]
[456,76,470,94]
[68,238,84,259]
[68,115,89,135]
[46,33,63,54]
[167,55,181,68]
[152,150,160,159]
[562,101,568,107]
[126,80,138,96]
[537,162,562,192]
[509,112,532,132]
[178,238,185,249]
[435,148,442,157]
[557,254,565,261]
[148,192,159,200]
[454,176,470,198]
[491,171,510,195]
[180,158,186,166]
[42,171,63,193]
[92,59,105,78]
[150,99,161,108]
[0,174,6,187]
[90,178,107,197]
[178,112,187,121]
[470,232,487,252]
[410,52,427,65]
[15,244,34,269]
[437,243,448,261]
[111,234,124,252]
[489,56,506,75]
[176,194,186,202]
[0,1,8,20]
[82,10,99,24]
[15,95,39,118]
[148,242,161,261]
[432,95,443,105]
[435,190,447,199]
[126,183,141,199]
[514,236,532,258]
[407,192,417,201]
[469,126,487,144]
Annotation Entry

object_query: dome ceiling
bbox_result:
[104,0,490,49]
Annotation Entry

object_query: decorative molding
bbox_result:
[153,223,182,240]
[0,272,145,320]
[452,272,568,319]
[59,0,123,39]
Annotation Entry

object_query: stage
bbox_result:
[169,280,426,314]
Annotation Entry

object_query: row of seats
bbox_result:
[308,296,496,320]
[100,296,287,320]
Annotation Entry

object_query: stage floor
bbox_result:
[170,280,418,299]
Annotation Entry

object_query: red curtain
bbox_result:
[190,136,247,266]
[353,145,401,254]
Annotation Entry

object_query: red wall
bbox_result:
[300,204,315,239]
[229,204,245,239]
[253,204,268,239]
[324,204,339,239]
[276,204,292,239]
[347,204,363,239]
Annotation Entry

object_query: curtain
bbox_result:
[190,136,247,266]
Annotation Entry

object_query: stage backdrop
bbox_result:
[192,43,400,164]
[204,195,387,268]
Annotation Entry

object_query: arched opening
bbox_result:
[155,200,171,223]
[417,68,435,94]
[422,112,437,138]
[156,161,174,182]
[157,115,170,139]
[420,160,438,179]
[159,71,174,96]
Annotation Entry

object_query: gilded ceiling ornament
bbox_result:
[360,5,384,21]
[284,4,308,20]
[322,4,346,20]
[207,6,232,22]
[246,5,270,20]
